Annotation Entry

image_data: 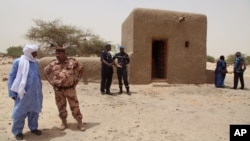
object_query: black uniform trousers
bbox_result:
[233,72,244,89]
[117,68,129,88]
[101,71,113,93]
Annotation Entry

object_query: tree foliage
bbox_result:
[207,54,249,65]
[7,46,23,58]
[226,54,249,65]
[26,19,107,56]
[226,54,235,65]
[207,55,215,63]
[245,56,250,65]
[80,35,107,56]
[6,45,47,59]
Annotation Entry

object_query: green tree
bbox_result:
[6,46,45,59]
[207,55,215,63]
[7,46,23,58]
[226,54,235,65]
[79,35,108,56]
[26,19,107,56]
[245,56,250,65]
[226,54,249,65]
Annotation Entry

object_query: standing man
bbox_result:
[44,47,85,131]
[100,44,114,94]
[214,55,227,88]
[233,52,246,89]
[8,44,43,140]
[113,45,131,95]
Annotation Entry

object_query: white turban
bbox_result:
[23,44,39,62]
[11,44,38,99]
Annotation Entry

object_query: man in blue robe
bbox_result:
[215,55,227,88]
[8,44,43,140]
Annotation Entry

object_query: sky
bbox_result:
[0,0,249,57]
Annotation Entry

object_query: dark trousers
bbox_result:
[234,72,244,89]
[101,72,113,93]
[117,69,129,88]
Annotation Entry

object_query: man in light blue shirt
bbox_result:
[8,44,43,140]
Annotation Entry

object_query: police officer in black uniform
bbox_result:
[113,45,131,95]
[100,44,113,94]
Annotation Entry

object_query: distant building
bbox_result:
[122,8,211,84]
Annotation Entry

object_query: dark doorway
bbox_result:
[152,40,167,79]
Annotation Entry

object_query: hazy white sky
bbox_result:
[0,0,249,57]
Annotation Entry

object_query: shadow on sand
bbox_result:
[22,122,100,141]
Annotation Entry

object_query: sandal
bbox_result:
[31,129,42,135]
[15,133,23,140]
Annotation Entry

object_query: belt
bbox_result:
[55,85,74,91]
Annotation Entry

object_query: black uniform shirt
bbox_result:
[100,50,113,73]
[113,52,130,69]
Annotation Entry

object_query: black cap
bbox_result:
[235,52,241,57]
[105,44,111,48]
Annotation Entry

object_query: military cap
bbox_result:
[119,45,125,49]
[55,47,65,52]
[235,52,241,57]
[105,44,111,48]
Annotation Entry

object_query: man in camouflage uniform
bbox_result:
[44,47,85,131]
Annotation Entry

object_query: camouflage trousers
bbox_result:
[54,88,83,121]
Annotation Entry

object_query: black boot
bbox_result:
[126,87,131,95]
[119,86,123,94]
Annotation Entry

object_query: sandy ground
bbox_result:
[0,58,249,141]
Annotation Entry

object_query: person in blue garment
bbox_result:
[214,55,227,88]
[8,44,43,140]
[233,52,246,89]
